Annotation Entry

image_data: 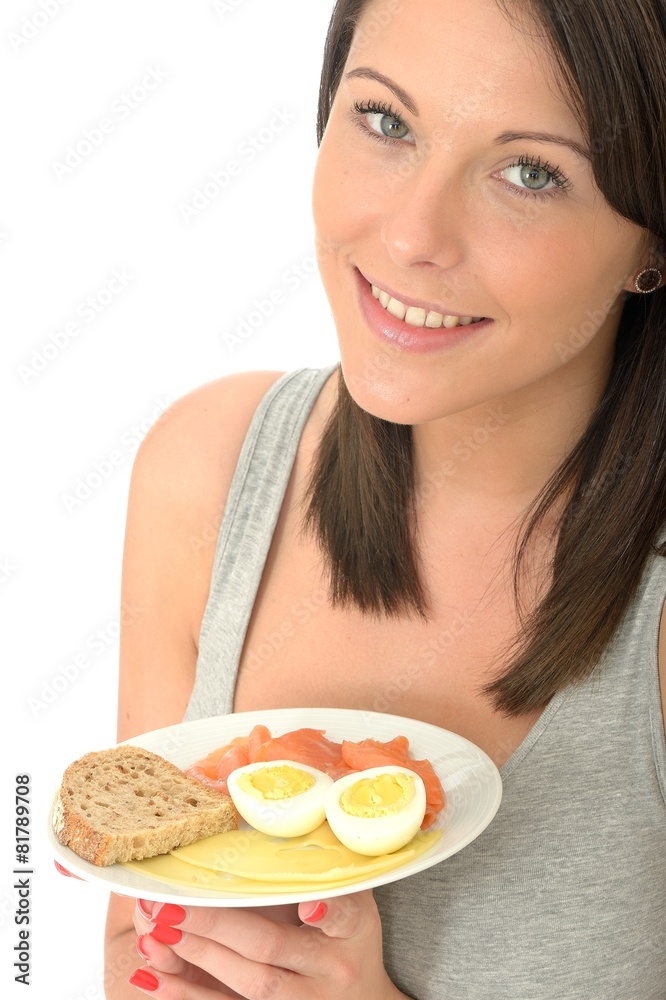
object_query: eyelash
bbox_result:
[350,98,572,201]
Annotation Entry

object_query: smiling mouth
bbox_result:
[360,272,486,329]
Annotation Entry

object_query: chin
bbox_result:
[338,355,433,427]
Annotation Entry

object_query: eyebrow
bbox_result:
[345,67,592,162]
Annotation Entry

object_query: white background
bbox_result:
[2,1,339,996]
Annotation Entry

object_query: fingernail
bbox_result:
[128,968,160,992]
[137,898,155,920]
[153,902,187,925]
[54,861,83,880]
[149,923,182,944]
[136,935,150,960]
[302,901,328,923]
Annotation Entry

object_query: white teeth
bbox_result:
[386,297,407,321]
[371,284,481,329]
[404,306,427,325]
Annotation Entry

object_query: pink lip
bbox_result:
[354,267,492,355]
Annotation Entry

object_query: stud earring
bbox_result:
[634,267,663,294]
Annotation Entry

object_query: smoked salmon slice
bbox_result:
[252,728,344,771]
[340,737,445,829]
[184,736,250,796]
[184,724,274,794]
[190,734,247,773]
[247,724,272,760]
[187,726,445,828]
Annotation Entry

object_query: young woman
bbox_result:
[101,0,666,996]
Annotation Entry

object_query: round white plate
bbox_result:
[48,707,502,906]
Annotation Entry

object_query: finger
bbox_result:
[133,899,157,936]
[149,903,310,972]
[137,931,188,973]
[134,936,247,1000]
[298,890,378,939]
[127,966,239,998]
[144,930,297,1000]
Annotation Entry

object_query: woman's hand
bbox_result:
[129,891,407,999]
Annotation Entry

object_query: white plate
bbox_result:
[48,707,502,906]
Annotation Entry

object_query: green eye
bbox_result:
[368,114,409,139]
[500,154,569,201]
[352,99,412,145]
[514,163,552,190]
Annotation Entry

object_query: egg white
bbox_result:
[324,765,427,856]
[226,759,333,838]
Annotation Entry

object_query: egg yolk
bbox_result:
[339,772,415,818]
[237,765,315,801]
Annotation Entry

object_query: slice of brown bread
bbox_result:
[53,744,238,866]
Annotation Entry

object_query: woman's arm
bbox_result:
[101,367,414,999]
[103,370,286,999]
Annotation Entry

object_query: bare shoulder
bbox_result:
[133,369,288,498]
[127,368,289,576]
[118,370,287,742]
[128,366,289,581]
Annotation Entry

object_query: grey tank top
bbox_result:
[184,366,666,1000]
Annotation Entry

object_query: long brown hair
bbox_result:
[301,0,666,715]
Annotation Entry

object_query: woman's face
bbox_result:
[312,0,650,426]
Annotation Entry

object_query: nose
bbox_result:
[380,158,466,272]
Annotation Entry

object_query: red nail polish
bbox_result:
[128,968,160,992]
[54,861,84,880]
[149,923,182,945]
[153,902,187,925]
[136,935,150,960]
[302,901,328,923]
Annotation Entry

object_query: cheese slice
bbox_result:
[170,821,439,882]
[122,852,406,895]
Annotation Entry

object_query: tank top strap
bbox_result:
[610,540,666,803]
[183,364,338,723]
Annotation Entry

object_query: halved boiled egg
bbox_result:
[226,760,333,838]
[324,765,427,856]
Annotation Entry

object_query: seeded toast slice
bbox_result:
[53,744,238,866]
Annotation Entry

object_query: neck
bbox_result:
[411,348,613,521]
